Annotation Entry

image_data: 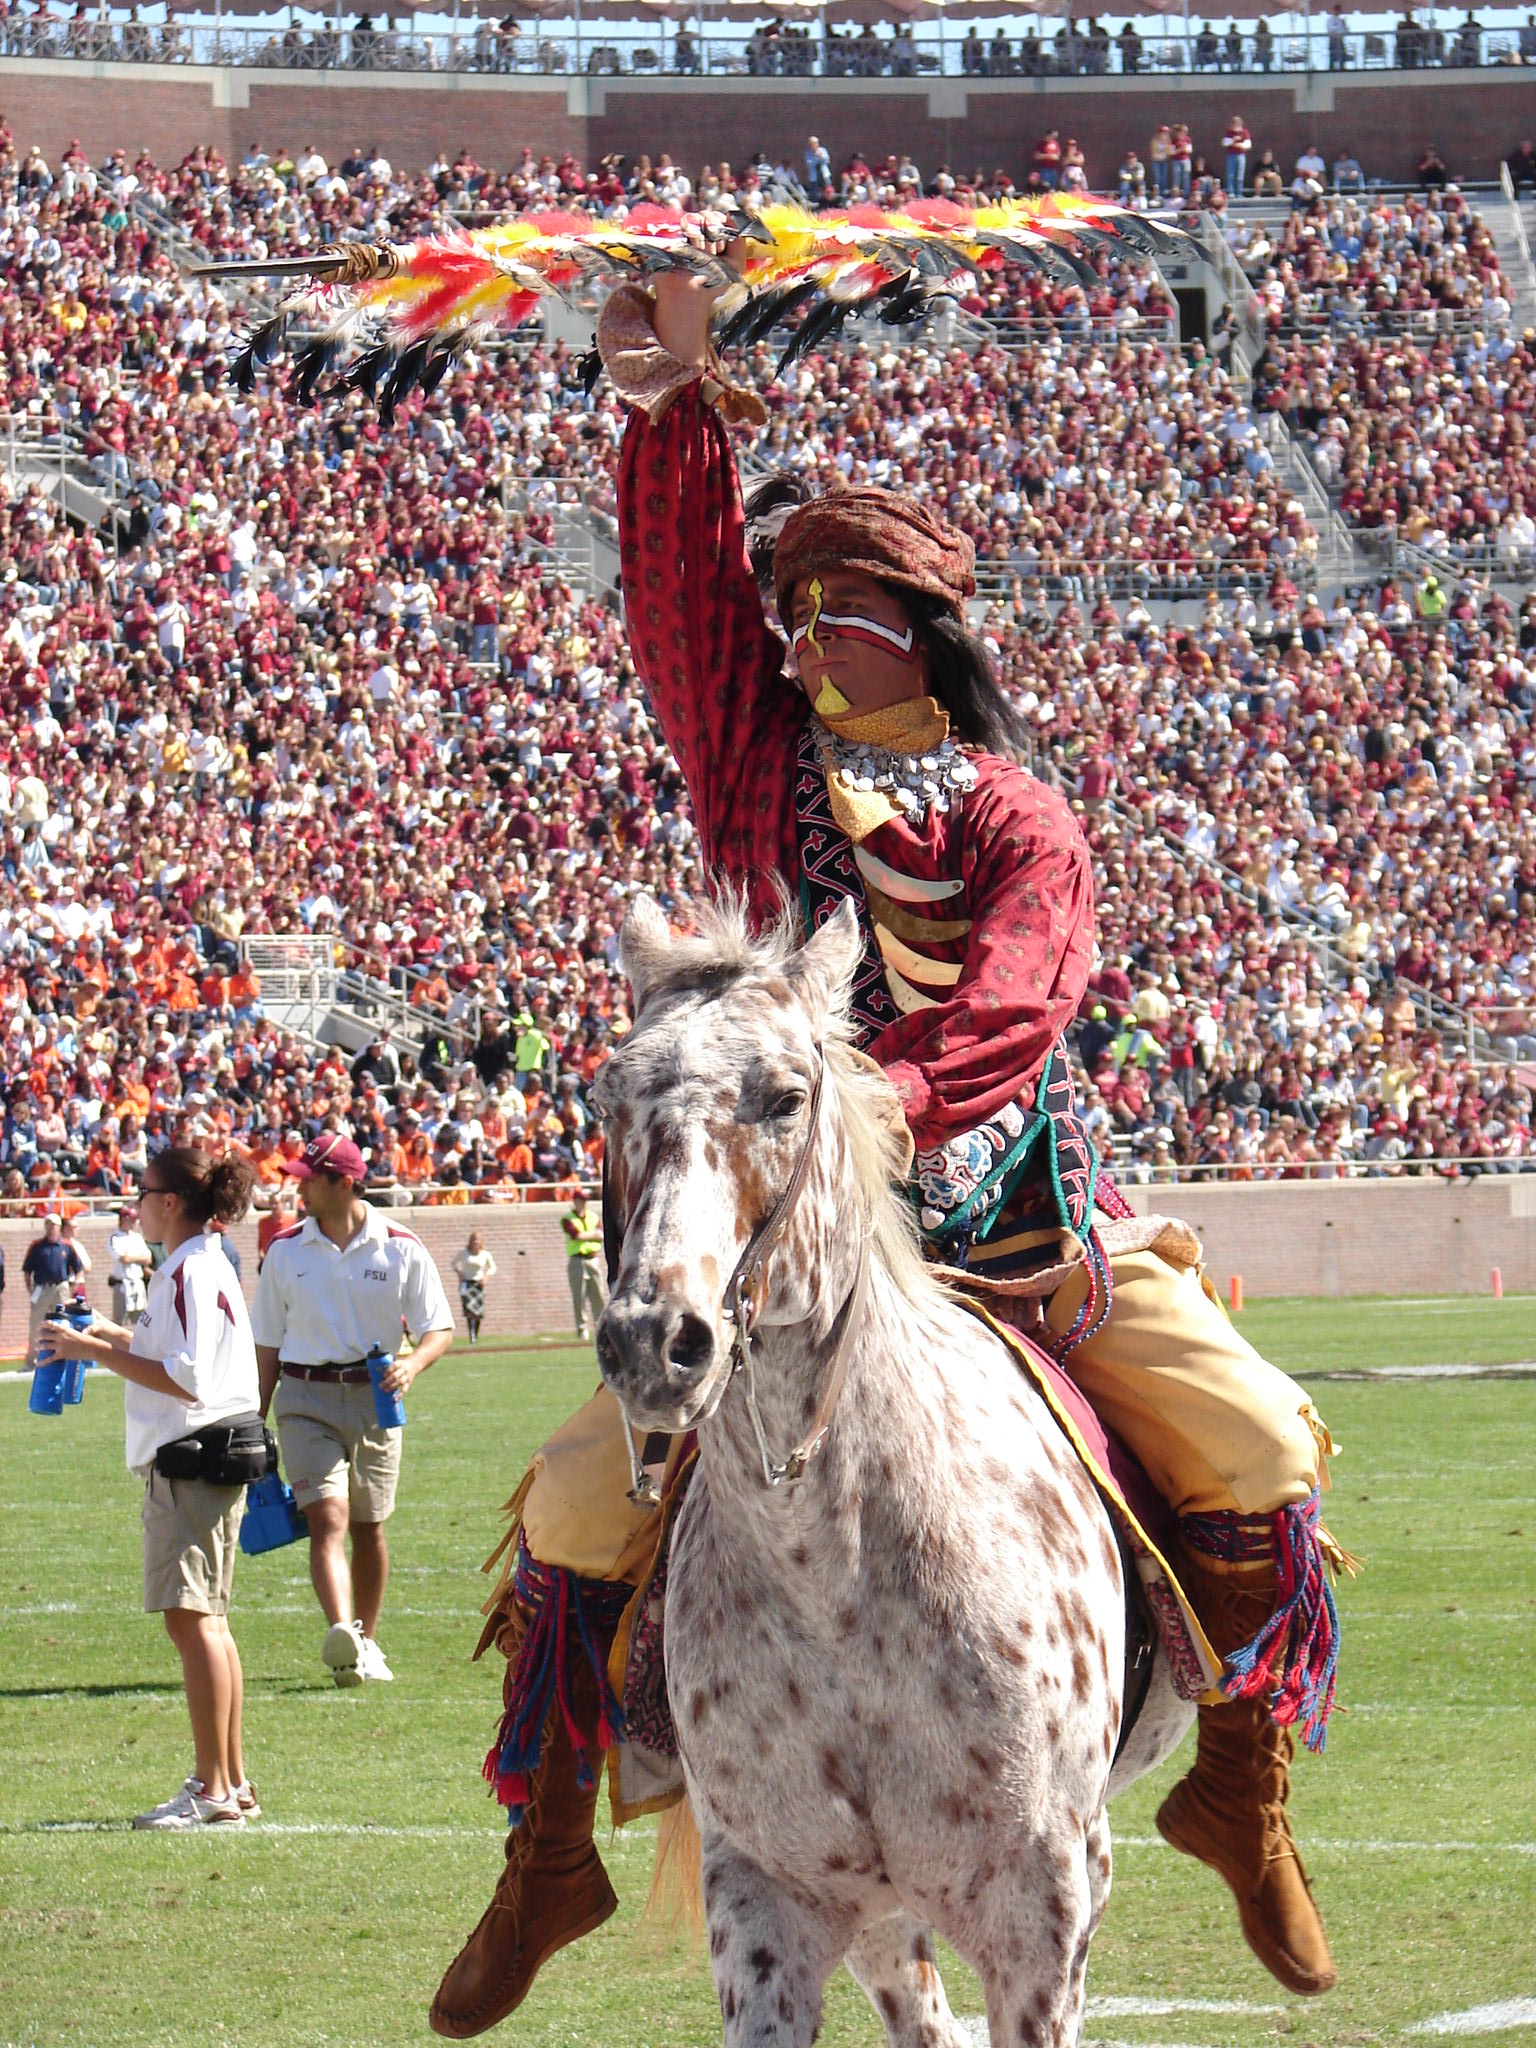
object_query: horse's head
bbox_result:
[591,893,885,1436]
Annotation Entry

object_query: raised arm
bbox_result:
[602,279,802,867]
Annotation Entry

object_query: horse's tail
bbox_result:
[644,1796,704,1941]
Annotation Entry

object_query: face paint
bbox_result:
[792,606,919,664]
[802,575,827,660]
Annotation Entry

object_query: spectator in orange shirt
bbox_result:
[401,1132,435,1185]
[85,1129,125,1194]
[245,1131,287,1188]
[497,1126,535,1184]
[257,1195,299,1270]
[227,963,262,1016]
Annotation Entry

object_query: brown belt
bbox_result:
[282,1362,371,1385]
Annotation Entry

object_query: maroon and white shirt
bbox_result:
[252,1209,454,1368]
[125,1232,258,1473]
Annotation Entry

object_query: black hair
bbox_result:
[743,472,816,608]
[148,1146,256,1228]
[905,591,1035,760]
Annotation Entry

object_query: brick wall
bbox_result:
[4,59,1533,188]
[2,1180,1528,1359]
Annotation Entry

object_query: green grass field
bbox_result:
[2,1299,1533,2048]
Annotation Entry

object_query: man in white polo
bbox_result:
[252,1134,455,1687]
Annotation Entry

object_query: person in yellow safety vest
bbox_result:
[1111,1013,1163,1073]
[561,1196,604,1342]
[1415,572,1447,621]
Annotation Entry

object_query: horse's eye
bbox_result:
[766,1089,807,1123]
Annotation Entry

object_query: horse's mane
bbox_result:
[631,891,951,1320]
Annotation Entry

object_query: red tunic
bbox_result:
[618,389,1096,1155]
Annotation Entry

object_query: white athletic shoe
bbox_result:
[234,1779,261,1820]
[322,1619,365,1688]
[134,1775,245,1831]
[358,1635,394,1683]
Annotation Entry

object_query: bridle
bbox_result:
[604,1055,870,1497]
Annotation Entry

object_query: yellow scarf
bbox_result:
[815,695,952,841]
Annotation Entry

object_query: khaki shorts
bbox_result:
[274,1373,401,1522]
[142,1468,244,1615]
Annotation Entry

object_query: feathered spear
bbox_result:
[189,196,1190,417]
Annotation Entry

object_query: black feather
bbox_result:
[879,286,935,326]
[248,314,289,364]
[292,336,340,407]
[417,341,462,402]
[720,279,820,353]
[578,345,602,395]
[775,294,856,376]
[351,341,395,401]
[229,315,287,389]
[870,270,916,308]
[375,338,433,425]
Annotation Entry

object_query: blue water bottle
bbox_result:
[58,1301,94,1406]
[28,1346,68,1417]
[366,1345,406,1431]
[239,1473,309,1555]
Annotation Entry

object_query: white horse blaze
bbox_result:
[597,897,1195,2048]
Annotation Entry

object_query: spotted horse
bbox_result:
[592,894,1197,2048]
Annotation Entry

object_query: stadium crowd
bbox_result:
[1232,189,1536,570]
[0,123,1530,1205]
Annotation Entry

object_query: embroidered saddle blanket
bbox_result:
[600,1307,1220,1825]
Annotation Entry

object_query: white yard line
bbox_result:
[3,1813,1532,1859]
[961,2023,1248,2048]
[1408,1999,1536,2036]
[1322,1362,1536,1381]
[1088,1999,1284,2018]
[1113,1834,1536,1857]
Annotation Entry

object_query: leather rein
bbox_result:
[604,1056,870,1493]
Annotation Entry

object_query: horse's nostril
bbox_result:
[667,1313,715,1377]
[595,1321,621,1380]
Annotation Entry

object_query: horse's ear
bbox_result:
[786,901,862,1033]
[619,894,673,1010]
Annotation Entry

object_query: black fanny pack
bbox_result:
[154,1413,276,1486]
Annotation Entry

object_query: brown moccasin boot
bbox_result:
[1156,1554,1337,1997]
[430,1602,618,2039]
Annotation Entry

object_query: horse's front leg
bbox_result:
[846,1916,973,2048]
[701,1832,853,2048]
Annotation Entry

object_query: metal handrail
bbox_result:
[1101,794,1498,1062]
[6,17,1536,80]
[1267,304,1494,341]
[1499,161,1536,317]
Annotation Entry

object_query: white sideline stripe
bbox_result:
[961,2024,1232,2048]
[0,1819,654,1848]
[1089,1999,1284,2018]
[1113,1834,1536,1857]
[1408,1999,1536,2036]
[1323,1362,1536,1381]
[19,1362,1536,1392]
[3,1812,1533,1859]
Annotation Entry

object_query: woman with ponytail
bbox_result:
[42,1147,263,1831]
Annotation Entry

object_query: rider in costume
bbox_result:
[430,271,1345,2039]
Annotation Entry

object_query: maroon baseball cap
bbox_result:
[283,1133,366,1182]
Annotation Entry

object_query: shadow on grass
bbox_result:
[0,1681,180,1700]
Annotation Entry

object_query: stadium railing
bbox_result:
[4,1157,1531,1218]
[1101,794,1506,1065]
[6,15,1536,81]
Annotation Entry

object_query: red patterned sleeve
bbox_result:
[618,393,802,868]
[871,766,1096,1149]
